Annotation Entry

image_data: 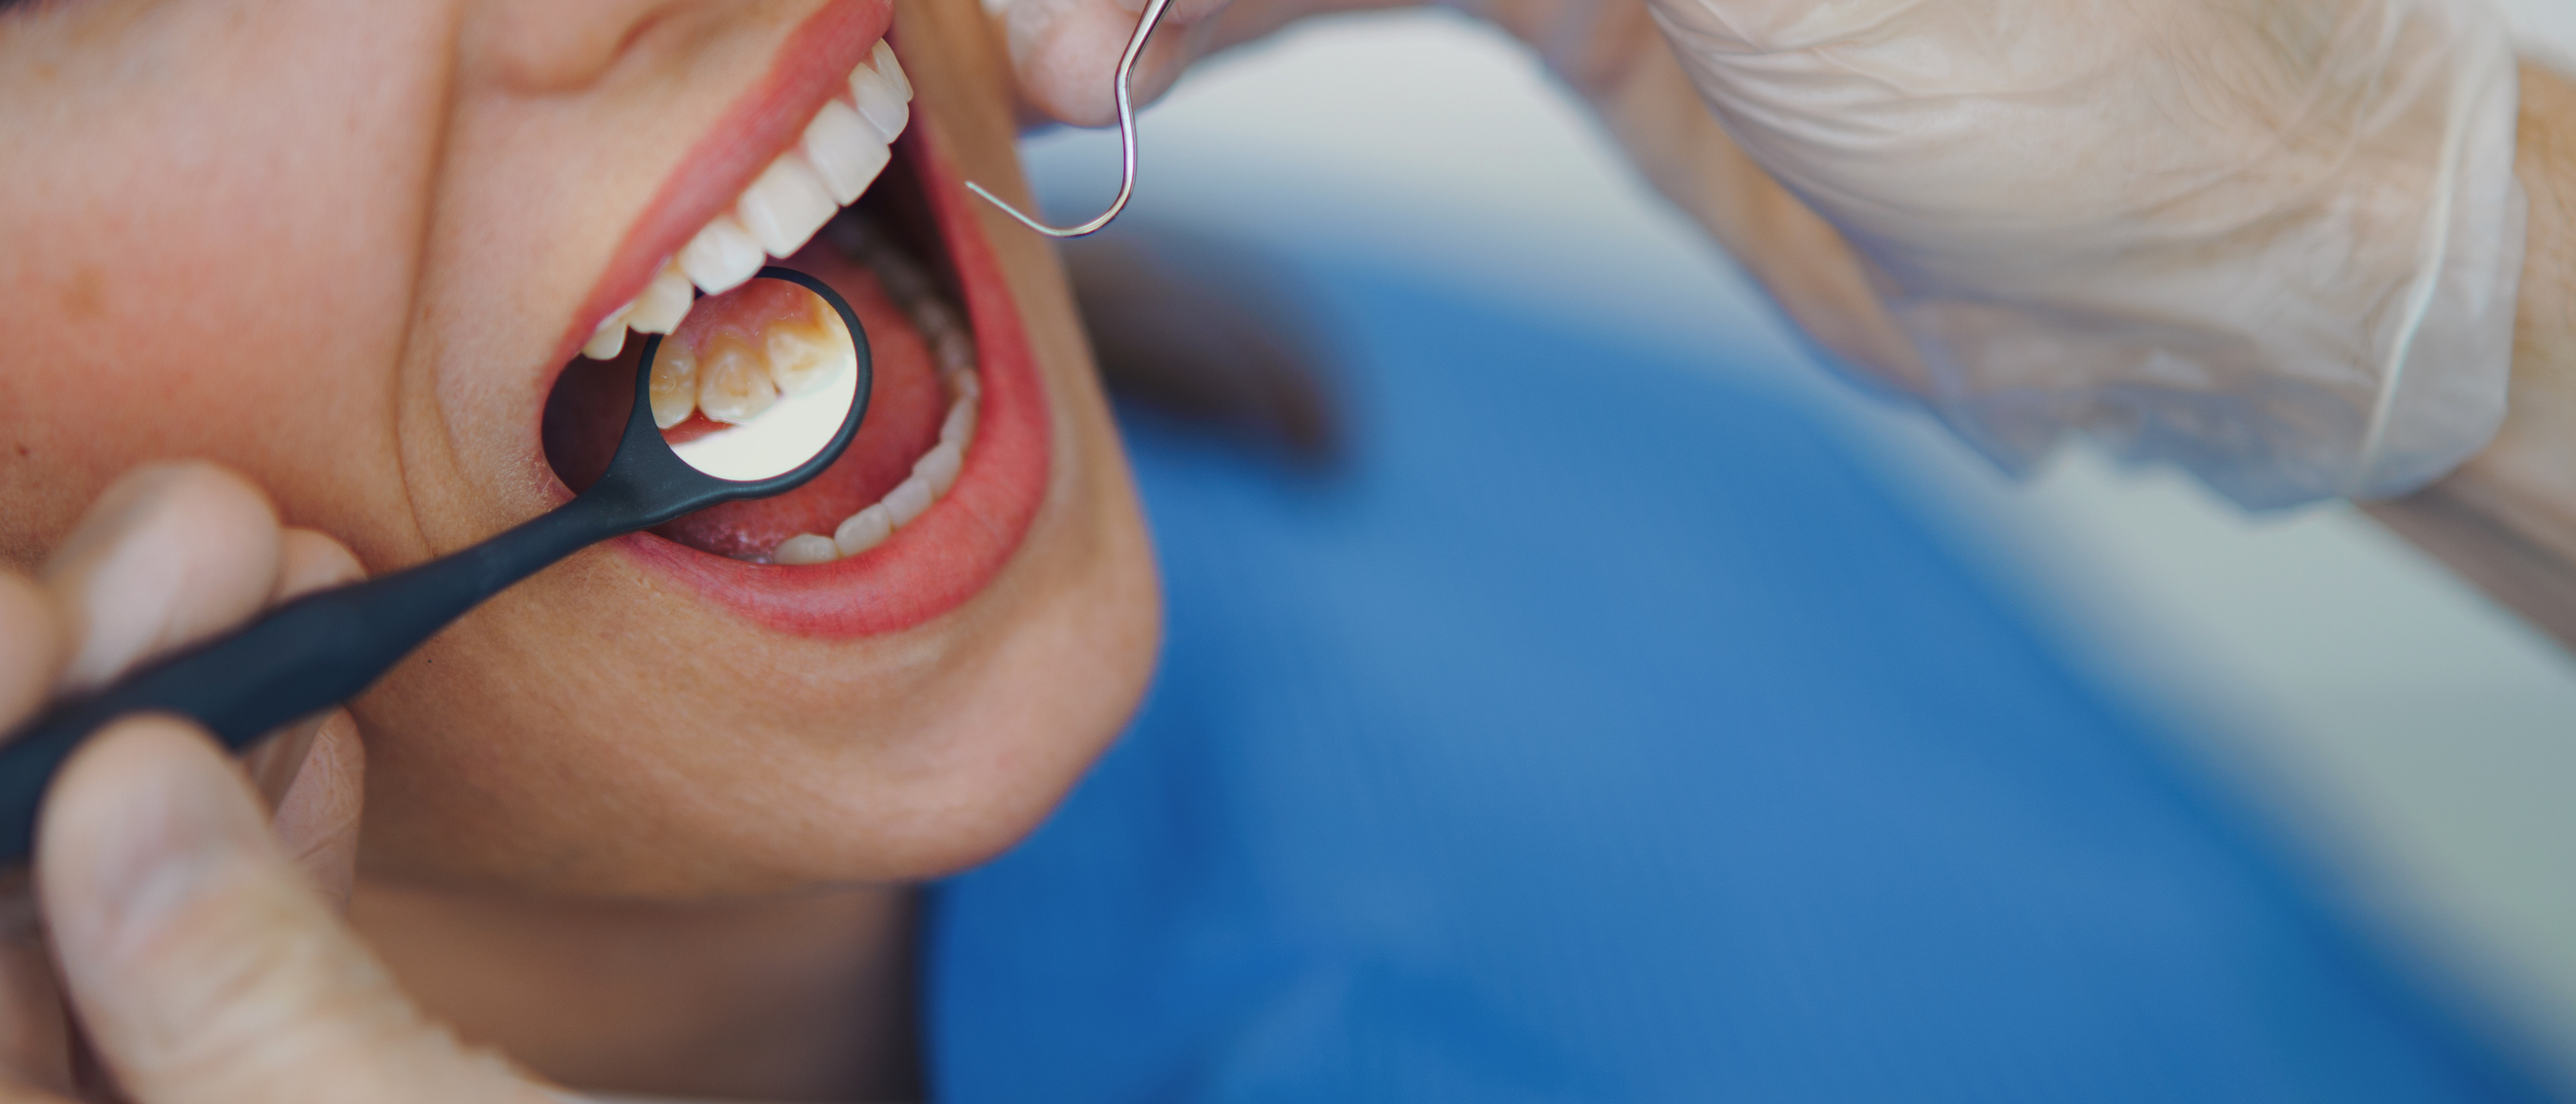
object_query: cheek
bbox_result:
[0,0,449,563]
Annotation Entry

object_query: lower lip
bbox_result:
[617,124,1051,637]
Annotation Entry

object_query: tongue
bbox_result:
[543,244,946,558]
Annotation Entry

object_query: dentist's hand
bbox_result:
[1004,0,2528,509]
[0,462,555,1103]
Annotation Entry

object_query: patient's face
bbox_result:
[0,0,1159,895]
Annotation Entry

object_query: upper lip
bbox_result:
[548,0,895,370]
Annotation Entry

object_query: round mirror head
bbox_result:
[638,268,868,484]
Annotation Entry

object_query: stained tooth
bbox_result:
[765,309,846,397]
[626,265,696,334]
[648,340,700,429]
[871,42,912,101]
[773,534,840,565]
[834,505,893,556]
[737,155,840,259]
[678,214,766,296]
[884,476,933,527]
[914,439,964,496]
[939,400,975,446]
[849,64,909,142]
[802,100,893,206]
[697,335,778,424]
[583,313,629,361]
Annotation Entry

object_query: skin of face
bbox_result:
[0,0,1161,902]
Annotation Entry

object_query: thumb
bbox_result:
[34,717,539,1104]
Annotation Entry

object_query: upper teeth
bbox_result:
[582,41,913,362]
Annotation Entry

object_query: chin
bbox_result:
[349,0,1161,900]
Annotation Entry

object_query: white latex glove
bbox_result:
[0,462,560,1103]
[1650,0,2526,507]
[1007,0,2528,508]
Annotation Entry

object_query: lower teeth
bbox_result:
[757,216,979,566]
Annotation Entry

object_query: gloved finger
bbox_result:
[237,528,366,820]
[0,868,71,1100]
[0,577,76,1102]
[36,462,282,696]
[264,710,363,909]
[1004,0,1409,128]
[38,717,541,1104]
[0,575,62,734]
[266,527,362,606]
[1006,0,1204,128]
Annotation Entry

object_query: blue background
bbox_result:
[926,259,2557,1102]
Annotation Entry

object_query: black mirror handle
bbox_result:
[0,490,629,861]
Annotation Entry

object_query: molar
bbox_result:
[648,340,700,430]
[763,300,848,397]
[696,335,778,424]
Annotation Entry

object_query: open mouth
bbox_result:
[537,19,1050,638]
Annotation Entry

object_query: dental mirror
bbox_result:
[0,266,869,861]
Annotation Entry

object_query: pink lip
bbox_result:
[616,125,1054,636]
[544,0,895,369]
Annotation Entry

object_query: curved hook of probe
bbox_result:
[966,0,1175,238]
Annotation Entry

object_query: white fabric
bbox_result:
[1649,0,2527,507]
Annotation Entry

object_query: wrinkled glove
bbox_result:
[1006,0,2528,508]
[1649,0,2526,507]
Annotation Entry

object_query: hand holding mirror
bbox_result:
[0,266,870,860]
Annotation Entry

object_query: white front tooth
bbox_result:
[955,370,982,403]
[850,65,909,141]
[583,308,630,360]
[802,99,892,206]
[737,155,839,259]
[914,439,964,496]
[884,476,934,526]
[773,534,840,565]
[834,504,893,556]
[870,42,911,101]
[626,265,696,334]
[939,400,975,447]
[678,214,766,296]
[697,337,778,424]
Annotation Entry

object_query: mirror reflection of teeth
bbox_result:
[580,41,913,362]
[766,221,979,567]
[647,286,851,430]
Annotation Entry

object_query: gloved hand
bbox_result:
[1004,0,2528,508]
[0,462,560,1103]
